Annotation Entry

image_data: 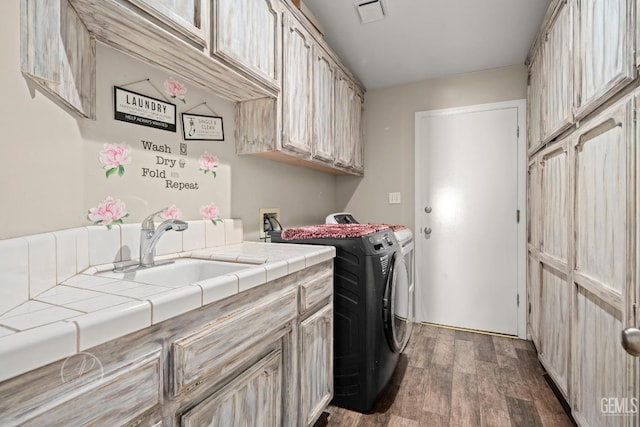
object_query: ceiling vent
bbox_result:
[355,0,386,24]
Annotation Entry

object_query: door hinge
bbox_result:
[516,209,520,223]
[517,294,520,307]
[517,126,520,138]
[633,108,637,123]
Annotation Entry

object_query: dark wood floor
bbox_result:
[317,323,574,427]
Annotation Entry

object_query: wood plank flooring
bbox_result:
[316,323,574,427]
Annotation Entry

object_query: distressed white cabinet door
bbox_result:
[172,287,296,396]
[299,304,333,427]
[21,0,95,119]
[572,96,637,427]
[213,0,279,90]
[541,0,573,142]
[281,9,312,156]
[23,351,162,426]
[312,46,335,164]
[350,91,365,175]
[540,145,569,264]
[528,255,541,348]
[333,72,349,167]
[527,158,541,251]
[334,72,354,168]
[333,79,364,174]
[527,52,544,154]
[538,141,570,397]
[181,349,283,427]
[527,158,541,347]
[574,0,635,118]
[539,265,570,396]
[126,0,209,47]
[235,97,278,153]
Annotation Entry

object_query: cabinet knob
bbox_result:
[621,328,640,357]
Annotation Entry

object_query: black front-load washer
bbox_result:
[271,227,408,412]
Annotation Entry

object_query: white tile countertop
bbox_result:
[0,241,335,383]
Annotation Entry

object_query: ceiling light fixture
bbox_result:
[355,0,386,24]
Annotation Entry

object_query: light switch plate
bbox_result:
[389,192,401,204]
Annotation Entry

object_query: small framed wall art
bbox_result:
[181,113,224,141]
[114,86,176,132]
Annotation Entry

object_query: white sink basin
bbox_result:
[98,258,255,287]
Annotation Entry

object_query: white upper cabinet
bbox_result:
[126,0,209,47]
[212,0,279,90]
[334,71,364,175]
[334,72,353,169]
[21,0,95,119]
[281,9,313,156]
[312,46,335,164]
[234,8,366,176]
[574,0,636,118]
[527,51,544,154]
[541,0,573,142]
[351,91,364,174]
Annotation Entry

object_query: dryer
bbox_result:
[326,212,415,351]
[271,224,407,412]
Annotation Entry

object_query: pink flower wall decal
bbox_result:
[87,197,129,229]
[160,205,182,220]
[99,143,131,178]
[199,152,219,177]
[200,202,223,225]
[164,77,187,103]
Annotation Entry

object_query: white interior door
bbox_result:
[415,101,526,336]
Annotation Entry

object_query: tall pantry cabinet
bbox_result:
[526,0,638,426]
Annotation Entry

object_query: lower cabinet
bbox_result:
[171,287,297,396]
[21,350,163,427]
[538,264,570,396]
[0,261,334,427]
[527,253,541,349]
[299,304,333,427]
[181,349,284,427]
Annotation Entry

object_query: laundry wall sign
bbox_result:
[114,86,176,132]
[181,113,224,141]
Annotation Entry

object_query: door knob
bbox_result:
[621,328,640,357]
[424,227,432,238]
[424,206,432,213]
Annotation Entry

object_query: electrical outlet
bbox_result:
[259,208,280,239]
[389,192,401,204]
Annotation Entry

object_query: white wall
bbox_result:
[0,0,337,241]
[336,65,528,228]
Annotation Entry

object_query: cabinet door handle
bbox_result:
[423,228,432,238]
[621,327,640,357]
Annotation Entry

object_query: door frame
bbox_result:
[414,99,528,339]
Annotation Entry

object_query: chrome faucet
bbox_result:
[139,209,188,267]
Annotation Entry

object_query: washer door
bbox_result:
[383,252,411,352]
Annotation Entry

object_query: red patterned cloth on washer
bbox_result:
[281,223,392,240]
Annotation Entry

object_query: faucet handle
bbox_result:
[142,208,168,231]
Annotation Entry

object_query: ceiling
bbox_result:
[302,0,551,89]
